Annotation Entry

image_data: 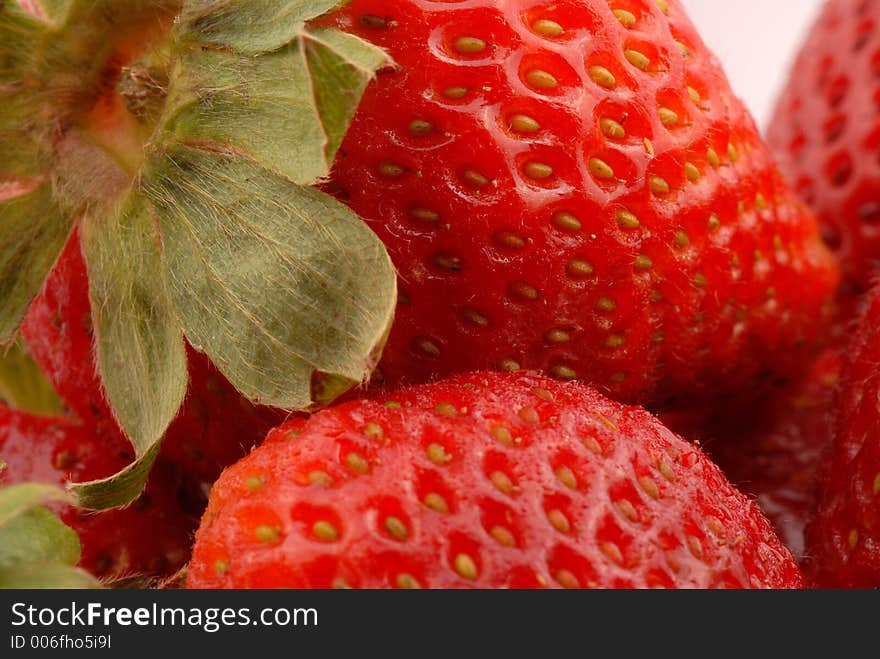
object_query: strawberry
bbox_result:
[0,403,199,578]
[187,372,803,589]
[663,350,841,559]
[768,0,880,296]
[807,291,880,587]
[318,0,838,405]
[19,233,106,429]
[21,230,284,487]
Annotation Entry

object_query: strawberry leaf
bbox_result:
[0,338,64,416]
[0,563,98,589]
[144,145,395,409]
[0,506,81,567]
[0,6,68,343]
[0,482,71,527]
[70,442,162,511]
[35,1,77,27]
[80,194,188,460]
[0,483,98,586]
[0,182,72,343]
[0,481,97,588]
[0,1,42,78]
[166,26,388,184]
[304,27,392,165]
[178,0,342,54]
[2,0,76,28]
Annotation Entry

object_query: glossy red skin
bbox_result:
[0,404,199,578]
[21,230,284,486]
[768,0,880,295]
[807,291,880,587]
[663,350,841,560]
[20,234,111,429]
[188,371,803,589]
[321,0,838,406]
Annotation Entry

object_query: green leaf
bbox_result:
[0,182,73,343]
[31,0,76,27]
[80,194,188,460]
[165,26,387,184]
[0,506,81,567]
[0,482,71,529]
[0,0,76,30]
[0,479,97,588]
[0,338,64,415]
[69,441,162,510]
[0,3,56,173]
[71,193,183,509]
[303,27,389,164]
[0,563,98,589]
[144,145,396,409]
[179,0,342,54]
[0,1,43,81]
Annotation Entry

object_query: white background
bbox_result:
[681,0,825,130]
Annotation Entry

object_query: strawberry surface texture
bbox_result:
[187,372,804,589]
[0,404,199,578]
[768,0,880,296]
[807,291,880,588]
[320,0,838,405]
[664,349,841,560]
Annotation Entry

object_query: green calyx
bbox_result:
[0,0,396,509]
[0,339,64,416]
[0,482,99,588]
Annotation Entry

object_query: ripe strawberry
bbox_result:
[663,350,841,559]
[21,231,283,486]
[187,372,803,589]
[768,0,880,296]
[0,403,199,578]
[20,232,112,429]
[807,291,880,587]
[318,0,838,404]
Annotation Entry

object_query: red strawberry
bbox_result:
[21,231,283,486]
[807,291,880,587]
[187,371,803,589]
[318,0,838,404]
[0,404,199,578]
[19,233,110,430]
[768,0,880,297]
[663,350,841,559]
